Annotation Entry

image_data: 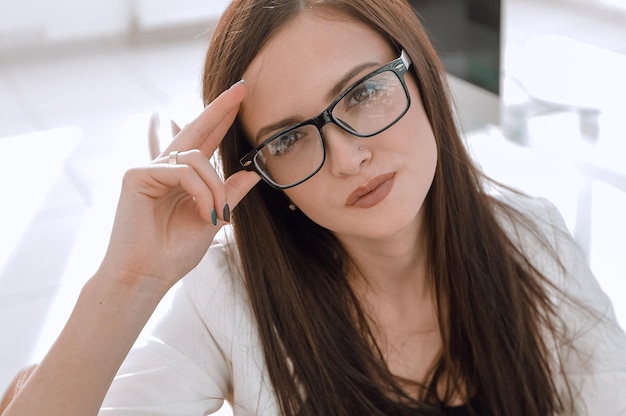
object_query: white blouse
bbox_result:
[100,194,626,415]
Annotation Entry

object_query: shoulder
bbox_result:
[489,188,563,240]
[489,192,626,414]
[139,226,254,364]
[180,228,278,412]
[490,189,601,297]
[139,227,252,358]
[179,227,250,331]
[489,189,568,269]
[488,189,595,301]
[104,229,276,413]
[187,226,242,286]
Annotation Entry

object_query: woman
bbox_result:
[3,0,626,415]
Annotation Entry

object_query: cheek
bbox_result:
[392,106,438,210]
[416,127,438,178]
[283,180,330,219]
[390,98,438,170]
[407,98,438,168]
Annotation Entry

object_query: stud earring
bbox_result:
[288,202,297,211]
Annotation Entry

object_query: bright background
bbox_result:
[1,0,625,408]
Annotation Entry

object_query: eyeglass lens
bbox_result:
[254,69,408,188]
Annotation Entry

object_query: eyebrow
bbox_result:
[254,61,381,144]
[326,61,380,102]
[255,117,303,144]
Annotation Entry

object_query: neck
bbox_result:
[339,211,431,309]
[339,212,442,389]
[334,211,450,399]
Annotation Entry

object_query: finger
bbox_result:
[170,119,181,137]
[151,149,242,223]
[224,170,262,213]
[160,81,246,158]
[168,149,229,222]
[129,165,218,224]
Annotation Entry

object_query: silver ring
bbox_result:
[168,150,179,165]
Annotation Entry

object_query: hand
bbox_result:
[99,81,259,294]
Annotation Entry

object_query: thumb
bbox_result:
[224,170,262,210]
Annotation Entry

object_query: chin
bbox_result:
[335,211,421,241]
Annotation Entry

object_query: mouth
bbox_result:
[345,172,396,208]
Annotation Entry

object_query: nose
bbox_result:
[323,124,371,177]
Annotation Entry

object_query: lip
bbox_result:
[345,172,396,208]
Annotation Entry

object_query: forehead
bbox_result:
[240,10,395,140]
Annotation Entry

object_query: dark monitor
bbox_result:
[409,0,501,95]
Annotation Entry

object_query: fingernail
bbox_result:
[223,203,231,223]
[229,79,246,89]
[211,208,217,226]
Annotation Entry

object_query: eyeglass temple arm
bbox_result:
[400,50,411,69]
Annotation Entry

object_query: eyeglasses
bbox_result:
[239,50,412,189]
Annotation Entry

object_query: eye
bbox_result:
[342,75,397,112]
[347,81,381,106]
[267,129,306,156]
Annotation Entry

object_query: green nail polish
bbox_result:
[223,203,231,223]
[211,208,217,226]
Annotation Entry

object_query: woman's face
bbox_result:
[240,10,437,243]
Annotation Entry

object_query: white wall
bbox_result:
[0,0,128,49]
[495,0,626,326]
[0,0,230,51]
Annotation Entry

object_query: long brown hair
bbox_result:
[202,0,572,414]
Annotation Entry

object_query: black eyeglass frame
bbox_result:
[239,49,412,189]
